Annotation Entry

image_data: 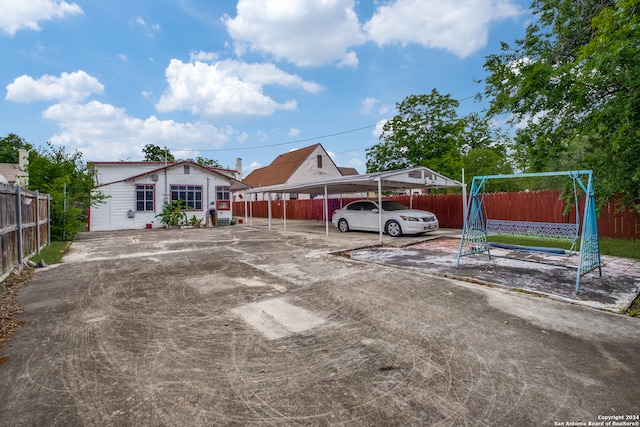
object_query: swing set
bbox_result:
[455,170,602,293]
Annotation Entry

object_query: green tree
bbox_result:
[483,0,639,210]
[195,156,221,168]
[142,144,174,162]
[366,90,512,187]
[27,142,106,241]
[0,133,32,163]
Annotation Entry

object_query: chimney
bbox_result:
[17,148,29,187]
[235,158,242,181]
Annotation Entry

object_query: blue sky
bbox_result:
[0,0,531,175]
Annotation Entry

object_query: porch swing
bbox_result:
[455,170,602,293]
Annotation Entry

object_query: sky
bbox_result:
[0,0,531,176]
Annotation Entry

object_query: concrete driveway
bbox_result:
[1,222,639,426]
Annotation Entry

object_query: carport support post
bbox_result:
[268,193,272,230]
[462,169,467,223]
[244,193,248,225]
[324,185,329,236]
[377,178,383,243]
[283,193,287,231]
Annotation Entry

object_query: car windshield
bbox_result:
[381,201,409,211]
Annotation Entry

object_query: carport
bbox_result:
[241,166,465,242]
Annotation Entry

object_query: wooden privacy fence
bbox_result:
[1,184,50,280]
[233,191,640,240]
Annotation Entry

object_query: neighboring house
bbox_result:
[0,148,29,187]
[89,160,250,231]
[241,143,361,201]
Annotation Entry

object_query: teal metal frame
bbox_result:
[455,170,602,293]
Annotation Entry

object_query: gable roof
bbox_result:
[96,160,250,191]
[338,167,359,176]
[243,143,323,188]
[0,163,24,184]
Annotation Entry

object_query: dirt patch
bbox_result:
[0,268,31,363]
[348,237,640,312]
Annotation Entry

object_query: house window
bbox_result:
[317,154,322,168]
[216,186,230,210]
[290,193,298,200]
[136,184,155,211]
[170,185,202,210]
[184,165,190,174]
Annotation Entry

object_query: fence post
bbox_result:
[36,190,41,254]
[47,193,51,245]
[16,185,24,271]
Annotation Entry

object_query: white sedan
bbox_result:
[331,200,439,237]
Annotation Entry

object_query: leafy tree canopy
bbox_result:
[483,0,639,210]
[142,144,174,162]
[366,89,513,190]
[0,133,32,163]
[27,142,106,241]
[195,156,221,168]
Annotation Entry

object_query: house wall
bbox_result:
[90,163,235,231]
[243,146,365,201]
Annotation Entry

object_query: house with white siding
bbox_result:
[242,143,360,201]
[89,160,250,231]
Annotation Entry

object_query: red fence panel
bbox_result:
[233,192,640,240]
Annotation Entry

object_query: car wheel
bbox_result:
[385,220,402,237]
[338,218,350,233]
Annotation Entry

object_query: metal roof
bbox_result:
[243,166,463,195]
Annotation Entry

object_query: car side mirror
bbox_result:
[371,208,379,213]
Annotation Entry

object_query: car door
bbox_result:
[360,201,380,231]
[342,201,366,230]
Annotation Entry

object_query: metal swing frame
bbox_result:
[455,170,602,293]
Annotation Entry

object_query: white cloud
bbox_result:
[133,16,160,36]
[373,119,387,138]
[0,0,82,36]
[118,53,128,62]
[223,0,365,67]
[364,0,521,58]
[5,70,104,103]
[190,50,218,63]
[156,59,321,117]
[361,97,378,114]
[245,161,262,174]
[41,101,233,161]
[236,131,249,143]
[288,128,300,137]
[348,157,364,169]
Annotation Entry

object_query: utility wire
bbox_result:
[172,123,378,153]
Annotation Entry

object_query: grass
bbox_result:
[487,235,640,260]
[28,241,70,265]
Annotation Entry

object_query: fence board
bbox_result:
[0,184,50,280]
[233,191,640,240]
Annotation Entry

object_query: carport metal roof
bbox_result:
[240,166,465,242]
[243,166,463,196]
